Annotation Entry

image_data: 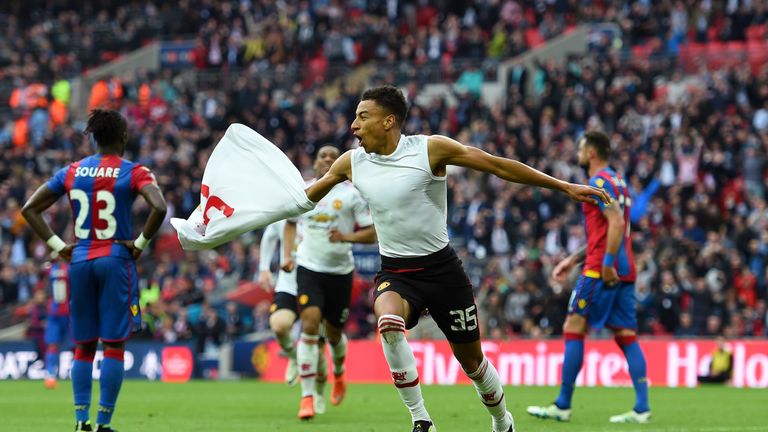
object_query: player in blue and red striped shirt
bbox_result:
[43,261,70,390]
[22,109,167,432]
[527,130,651,424]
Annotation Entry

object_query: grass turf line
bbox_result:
[1,381,765,431]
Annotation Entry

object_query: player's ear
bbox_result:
[383,114,395,131]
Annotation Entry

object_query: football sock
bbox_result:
[555,332,585,409]
[298,333,320,397]
[276,331,296,359]
[316,340,328,395]
[378,314,431,423]
[616,335,650,413]
[46,346,59,378]
[331,333,347,376]
[466,357,509,428]
[96,349,124,426]
[72,348,95,423]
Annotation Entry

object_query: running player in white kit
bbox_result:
[283,146,376,420]
[303,86,610,432]
[259,220,303,386]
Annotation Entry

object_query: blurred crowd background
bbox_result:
[2,1,767,353]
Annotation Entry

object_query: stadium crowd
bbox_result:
[1,1,768,348]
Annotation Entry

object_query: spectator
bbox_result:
[195,305,226,354]
[697,337,733,384]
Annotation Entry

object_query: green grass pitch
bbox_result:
[2,381,765,431]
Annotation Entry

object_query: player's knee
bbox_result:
[563,315,587,334]
[269,314,292,335]
[302,321,320,335]
[325,327,342,345]
[300,311,321,334]
[374,292,405,319]
[103,341,125,351]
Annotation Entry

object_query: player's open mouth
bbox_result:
[354,134,363,145]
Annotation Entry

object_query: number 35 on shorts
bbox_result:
[449,305,478,331]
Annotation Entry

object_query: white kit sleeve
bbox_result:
[258,222,280,272]
[170,123,315,250]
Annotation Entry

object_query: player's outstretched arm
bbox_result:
[305,150,352,203]
[552,245,587,283]
[122,183,167,259]
[22,185,73,260]
[427,135,610,205]
[281,220,297,272]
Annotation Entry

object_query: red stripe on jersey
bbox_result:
[596,172,636,282]
[130,164,155,193]
[583,170,636,282]
[86,156,122,260]
[64,161,80,192]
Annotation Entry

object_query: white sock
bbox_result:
[316,339,328,395]
[331,334,347,376]
[276,332,296,359]
[297,332,319,397]
[466,357,510,429]
[378,314,431,423]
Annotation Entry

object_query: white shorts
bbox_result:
[275,268,298,296]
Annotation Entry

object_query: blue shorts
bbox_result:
[69,257,141,343]
[568,276,637,330]
[44,315,69,346]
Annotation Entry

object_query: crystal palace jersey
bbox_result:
[582,167,636,282]
[46,154,156,263]
[46,262,69,317]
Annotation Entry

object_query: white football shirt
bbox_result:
[296,181,373,274]
[259,220,299,295]
[350,134,448,258]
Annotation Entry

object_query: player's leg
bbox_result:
[427,276,513,432]
[43,316,62,388]
[528,276,604,421]
[269,291,299,386]
[97,340,125,431]
[448,341,513,432]
[296,266,325,419]
[314,331,328,414]
[69,260,99,431]
[94,257,140,431]
[73,340,98,431]
[608,283,651,424]
[322,271,353,406]
[374,281,434,431]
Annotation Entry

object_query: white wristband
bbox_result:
[46,235,67,253]
[134,233,150,250]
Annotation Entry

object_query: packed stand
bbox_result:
[2,1,768,344]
